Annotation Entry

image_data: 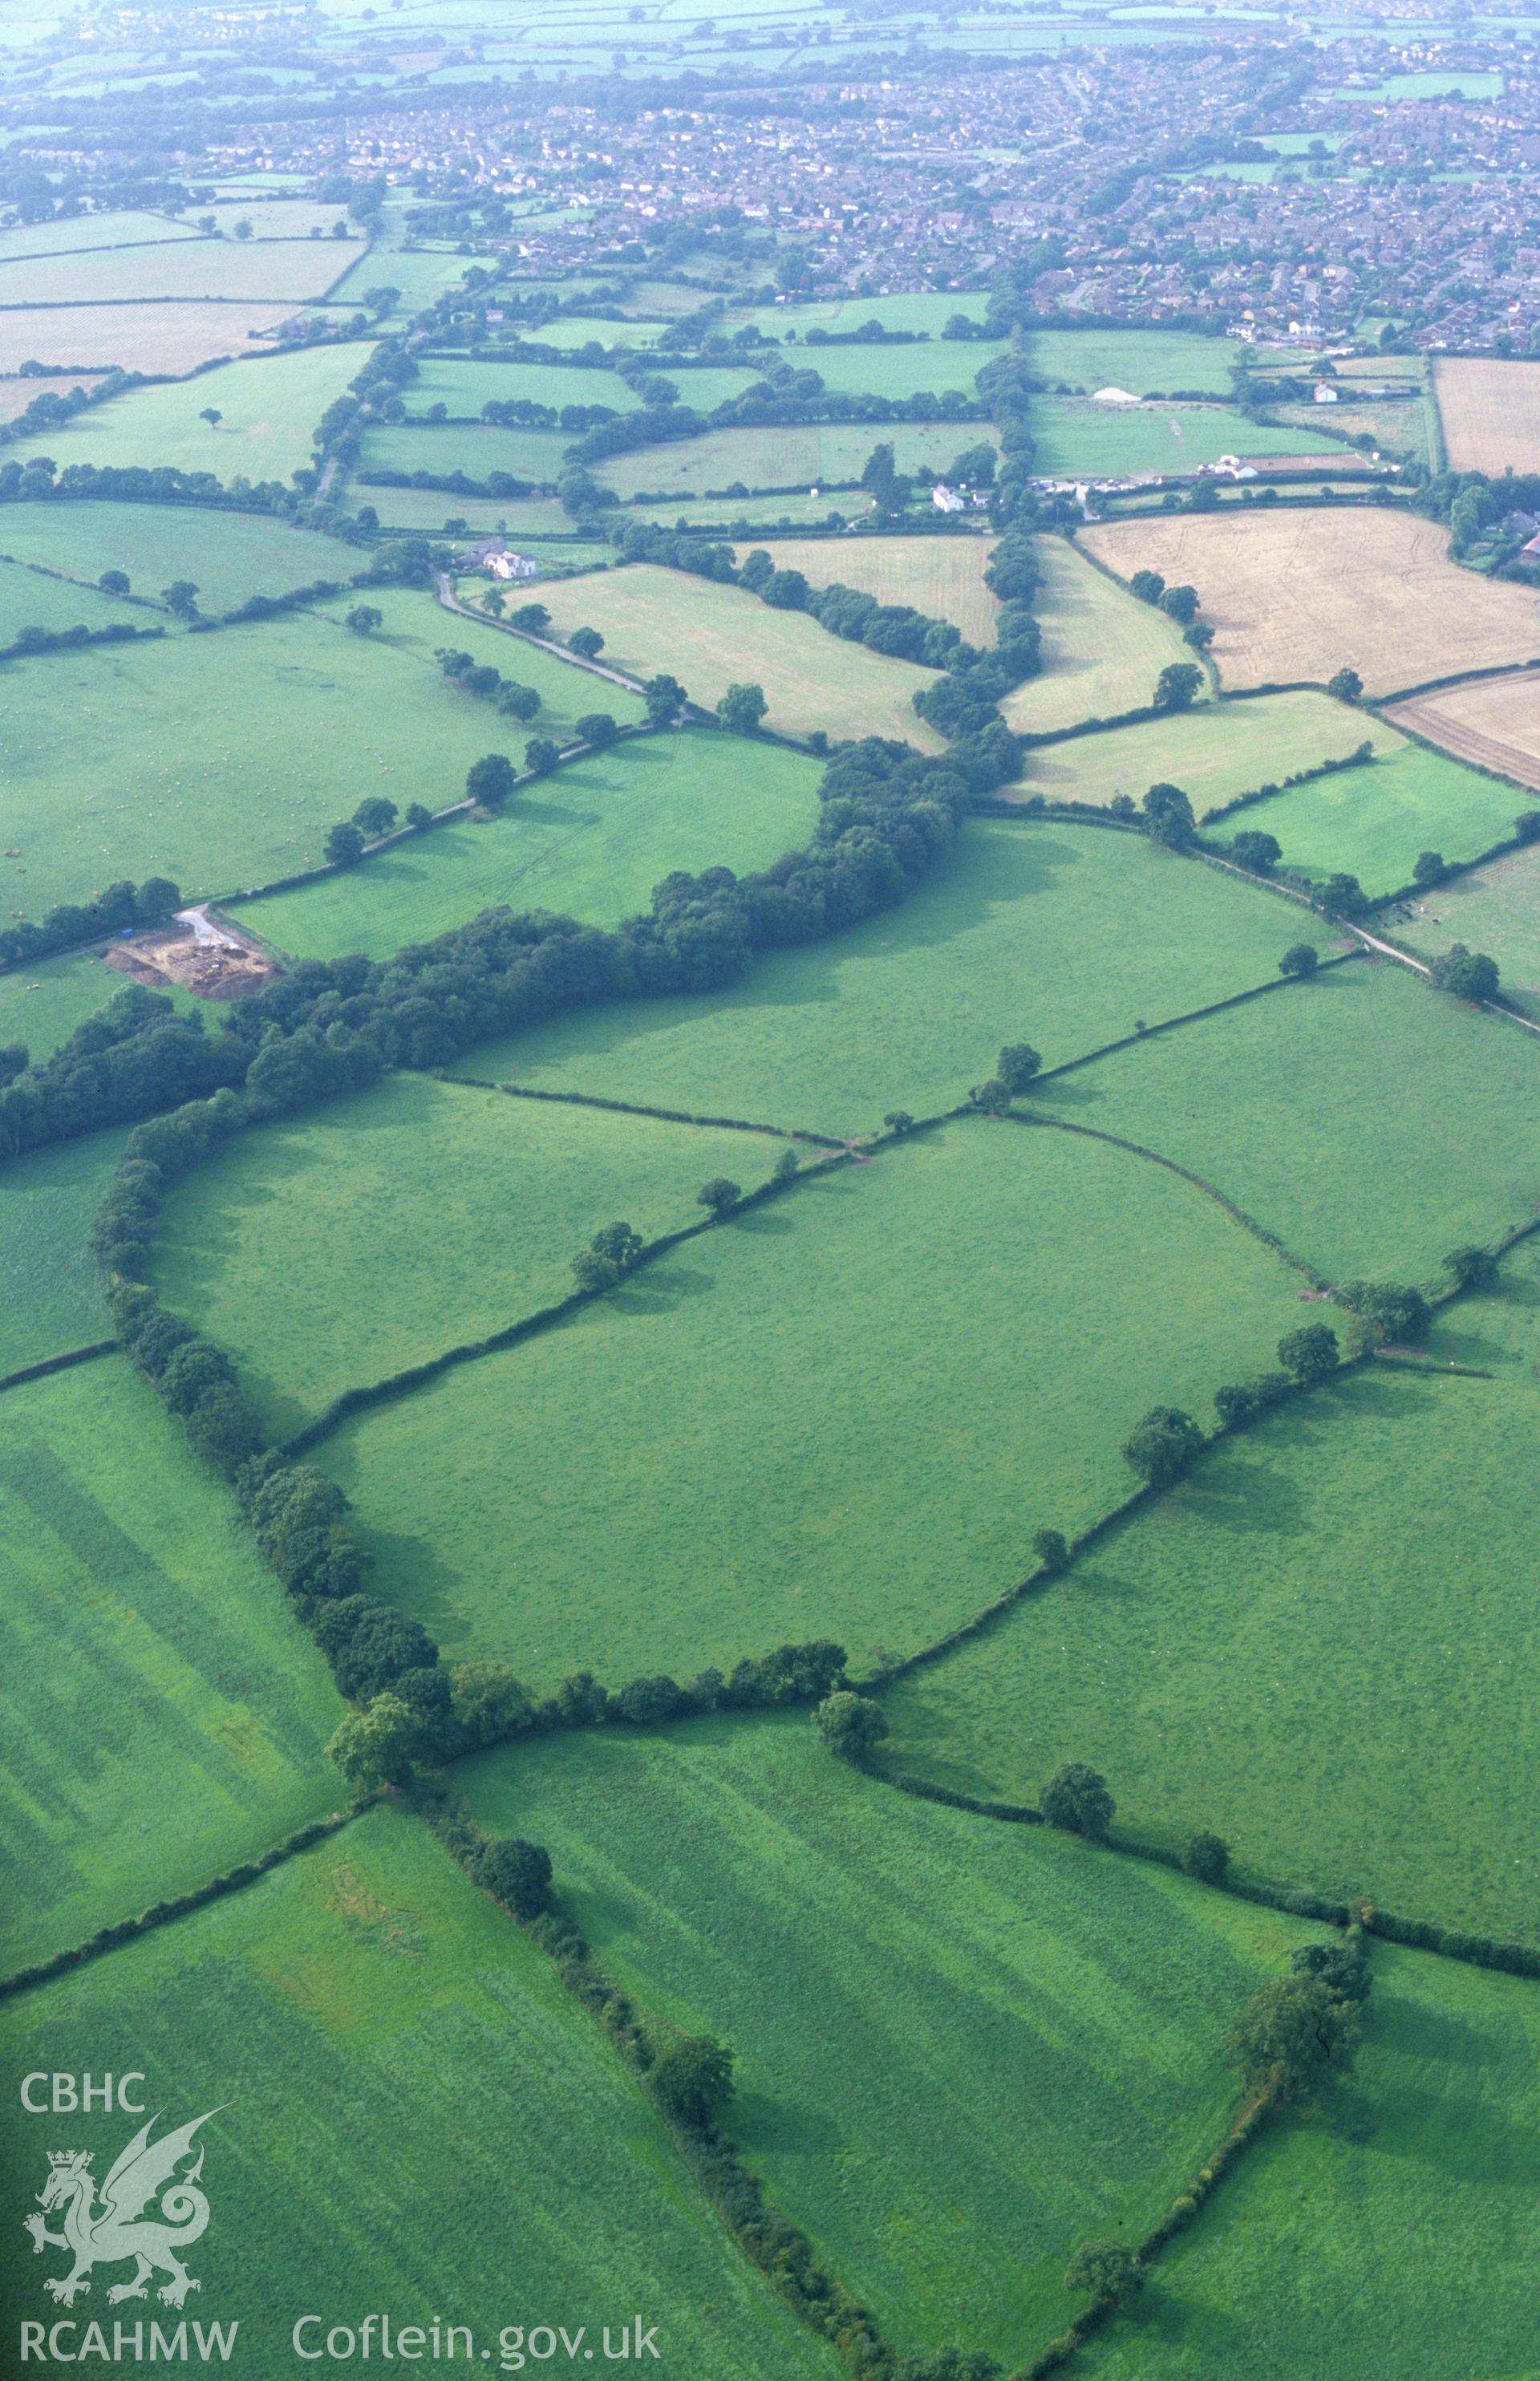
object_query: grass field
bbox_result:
[1031,400,1340,479]
[327,243,476,312]
[1222,738,1520,892]
[1433,356,1540,474]
[151,1074,789,1434]
[462,816,1320,1133]
[1023,328,1238,395]
[360,485,582,535]
[624,489,876,529]
[0,499,360,613]
[0,553,141,642]
[410,354,640,415]
[0,302,298,377]
[361,420,580,485]
[0,1128,127,1374]
[1080,510,1540,696]
[593,422,1000,501]
[1011,688,1393,809]
[781,337,1010,403]
[465,1712,1315,2365]
[0,1807,838,2378]
[0,239,346,306]
[1027,956,1540,1280]
[1386,666,1540,793]
[1003,540,1198,734]
[0,944,152,1066]
[515,313,669,347]
[0,1357,343,1973]
[8,343,368,485]
[234,727,819,964]
[733,293,992,338]
[1399,838,1540,1016]
[0,599,646,917]
[739,532,999,642]
[0,210,203,262]
[1079,1941,1540,2381]
[1274,395,1429,463]
[326,1120,1307,1685]
[532,562,944,747]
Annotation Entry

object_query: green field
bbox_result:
[361,418,578,484]
[1026,957,1540,1281]
[1031,400,1342,479]
[1400,839,1540,1016]
[410,354,641,414]
[1003,539,1203,735]
[325,1121,1307,1686]
[0,1128,127,1374]
[6,343,367,485]
[1024,328,1239,396]
[594,421,1000,500]
[1012,689,1397,810]
[0,944,156,1067]
[463,817,1321,1133]
[359,485,583,536]
[0,500,361,614]
[151,1076,789,1435]
[233,727,819,965]
[0,553,140,642]
[646,363,772,410]
[0,209,202,262]
[782,337,1011,403]
[1275,395,1429,462]
[1221,740,1520,894]
[0,1807,839,2379]
[734,293,993,338]
[326,242,476,311]
[467,1712,1316,2365]
[513,312,669,347]
[1079,1943,1540,2381]
[0,1357,342,1973]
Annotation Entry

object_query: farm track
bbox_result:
[433,570,649,695]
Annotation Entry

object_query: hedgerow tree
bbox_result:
[650,2035,733,2128]
[324,820,366,867]
[1151,661,1202,713]
[1444,1243,1499,1292]
[1412,850,1446,887]
[1429,943,1500,1000]
[568,626,605,658]
[697,1175,740,1218]
[1122,1405,1204,1487]
[1031,1527,1068,1574]
[1337,1281,1430,1344]
[524,735,560,775]
[1224,1972,1360,2103]
[1064,2241,1142,2309]
[572,1219,644,1292]
[465,752,515,808]
[1183,1831,1230,1884]
[1277,1322,1339,1384]
[1326,666,1363,703]
[996,1041,1042,1093]
[718,680,768,734]
[815,1690,889,1764]
[1142,780,1195,845]
[351,796,398,839]
[643,671,687,727]
[326,1693,418,1789]
[1040,1762,1113,1838]
[1231,829,1282,875]
[476,1836,553,1920]
[576,711,618,748]
[1279,942,1319,977]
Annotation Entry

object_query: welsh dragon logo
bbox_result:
[24,2109,220,2309]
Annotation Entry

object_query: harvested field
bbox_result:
[0,239,347,305]
[0,371,104,420]
[0,302,294,378]
[1433,355,1540,473]
[1385,666,1540,789]
[1003,537,1202,734]
[742,532,999,642]
[1080,509,1540,695]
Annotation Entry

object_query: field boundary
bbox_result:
[0,1337,117,1397]
[444,1073,845,1146]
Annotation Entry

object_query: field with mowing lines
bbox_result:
[0,302,293,378]
[0,499,359,614]
[151,1077,788,1436]
[1080,509,1540,695]
[464,817,1320,1131]
[1011,687,1392,809]
[1026,956,1540,1280]
[1218,738,1518,892]
[594,421,1000,500]
[0,1128,127,1374]
[361,419,578,485]
[468,1713,1318,2366]
[235,727,817,964]
[530,562,943,747]
[0,1357,342,1973]
[409,354,640,415]
[326,1121,1307,1686]
[1400,838,1540,1016]
[1433,355,1540,473]
[1385,666,1540,793]
[1003,539,1197,734]
[1024,327,1238,395]
[1031,400,1339,478]
[740,531,998,641]
[1079,1944,1540,2381]
[7,343,368,485]
[0,238,346,306]
[0,1809,837,2380]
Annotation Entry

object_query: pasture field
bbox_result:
[513,312,669,347]
[0,1357,342,1973]
[326,243,476,312]
[196,201,355,241]
[0,1808,837,2380]
[1274,395,1430,462]
[360,485,581,536]
[624,488,875,529]
[1079,1945,1540,2381]
[7,343,368,485]
[0,238,345,306]
[1222,738,1519,892]
[1012,688,1393,809]
[781,336,1011,402]
[644,363,772,409]
[1023,327,1238,395]
[1027,956,1540,1281]
[0,603,647,916]
[1386,665,1540,792]
[1399,838,1540,1016]
[360,419,578,485]
[0,944,148,1066]
[464,817,1320,1132]
[0,209,201,262]
[410,354,640,414]
[318,580,648,737]
[467,1712,1315,2365]
[1433,355,1540,473]
[532,562,945,746]
[1002,538,1197,734]
[594,421,1001,500]
[150,1073,789,1436]
[741,531,999,642]
[732,293,992,337]
[1080,509,1540,695]
[0,1127,128,1374]
[234,728,819,966]
[1031,400,1339,478]
[326,1121,1307,1686]
[0,301,290,377]
[0,553,140,641]
[0,498,360,613]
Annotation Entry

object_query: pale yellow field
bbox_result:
[1434,357,1540,475]
[0,371,106,420]
[1002,537,1197,735]
[738,533,999,643]
[534,563,946,750]
[0,303,299,377]
[1080,508,1540,696]
[1385,667,1540,792]
[0,240,346,306]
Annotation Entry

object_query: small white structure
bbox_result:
[1313,382,1340,403]
[931,483,967,513]
[1091,385,1141,405]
